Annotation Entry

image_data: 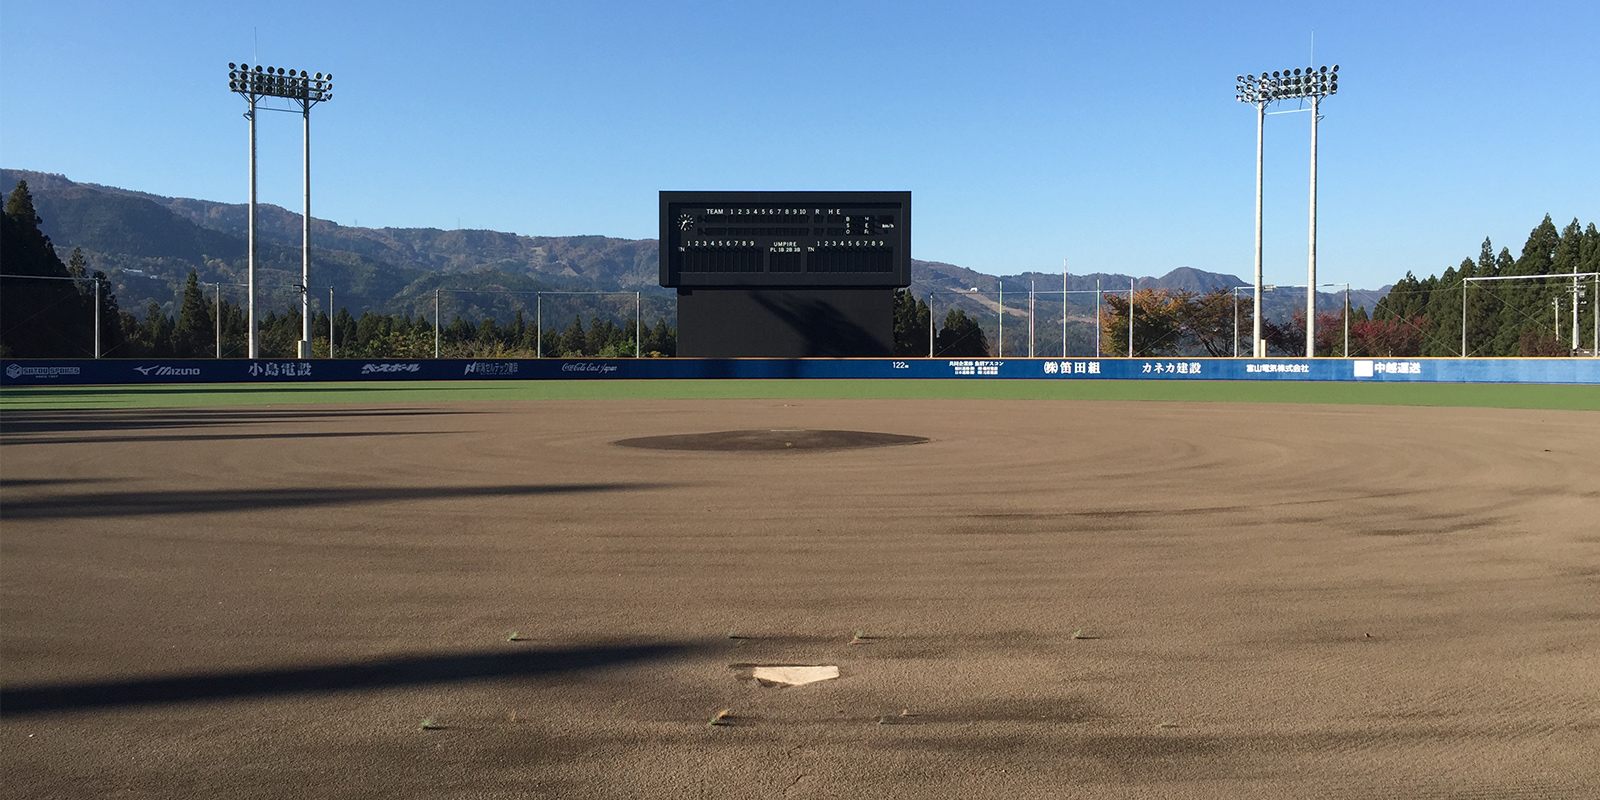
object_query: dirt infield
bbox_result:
[2,399,1597,798]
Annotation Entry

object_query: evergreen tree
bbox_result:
[2,180,95,356]
[334,307,358,353]
[892,288,933,356]
[1493,215,1561,354]
[477,317,501,345]
[5,179,41,225]
[510,309,526,344]
[936,308,989,357]
[66,247,89,288]
[1421,264,1463,356]
[584,316,610,355]
[137,301,175,357]
[444,316,474,348]
[171,269,214,357]
[643,318,675,357]
[559,315,586,355]
[1463,240,1504,356]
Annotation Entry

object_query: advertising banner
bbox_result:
[4,357,1598,386]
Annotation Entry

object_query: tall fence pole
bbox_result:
[1593,275,1598,357]
[1344,284,1350,357]
[1461,280,1468,358]
[536,292,542,358]
[635,291,641,357]
[1128,279,1134,358]
[1095,278,1101,357]
[434,288,441,358]
[997,283,1003,358]
[1233,288,1240,357]
[1029,280,1035,358]
[1061,262,1068,358]
[215,282,222,358]
[328,288,335,358]
[928,294,934,357]
[93,278,101,360]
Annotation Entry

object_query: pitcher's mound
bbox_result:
[615,430,927,452]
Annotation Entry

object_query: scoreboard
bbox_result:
[660,191,911,288]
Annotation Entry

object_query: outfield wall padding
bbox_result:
[4,357,1598,386]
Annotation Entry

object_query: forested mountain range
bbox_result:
[10,167,1589,359]
[2,168,1384,328]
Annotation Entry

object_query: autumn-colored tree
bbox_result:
[1349,316,1427,357]
[1099,287,1191,356]
[1182,287,1247,357]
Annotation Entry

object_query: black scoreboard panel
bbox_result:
[660,191,911,288]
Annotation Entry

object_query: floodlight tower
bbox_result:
[1236,65,1337,357]
[228,63,334,358]
[1236,72,1273,358]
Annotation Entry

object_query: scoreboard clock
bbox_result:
[660,191,911,288]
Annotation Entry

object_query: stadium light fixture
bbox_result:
[228,63,334,359]
[1237,64,1339,357]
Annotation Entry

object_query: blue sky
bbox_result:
[2,1,1595,289]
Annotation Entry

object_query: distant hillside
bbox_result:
[3,168,1387,326]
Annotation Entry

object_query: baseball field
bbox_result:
[2,379,1597,798]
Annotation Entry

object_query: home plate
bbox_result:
[750,665,840,687]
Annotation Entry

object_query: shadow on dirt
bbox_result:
[1,641,705,715]
[0,406,479,436]
[1,482,675,520]
[1,430,452,447]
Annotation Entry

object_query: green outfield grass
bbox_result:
[2,379,1596,410]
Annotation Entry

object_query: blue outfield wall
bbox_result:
[4,357,1599,386]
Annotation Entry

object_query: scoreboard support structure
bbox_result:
[660,191,911,358]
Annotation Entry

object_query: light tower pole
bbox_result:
[1307,91,1320,357]
[228,63,334,359]
[1237,64,1338,357]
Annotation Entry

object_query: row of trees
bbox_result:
[894,284,1472,359]
[3,179,676,359]
[892,290,992,357]
[1368,215,1598,356]
[891,217,1596,359]
[9,173,1593,361]
[123,270,678,359]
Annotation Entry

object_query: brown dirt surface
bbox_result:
[2,398,1597,799]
